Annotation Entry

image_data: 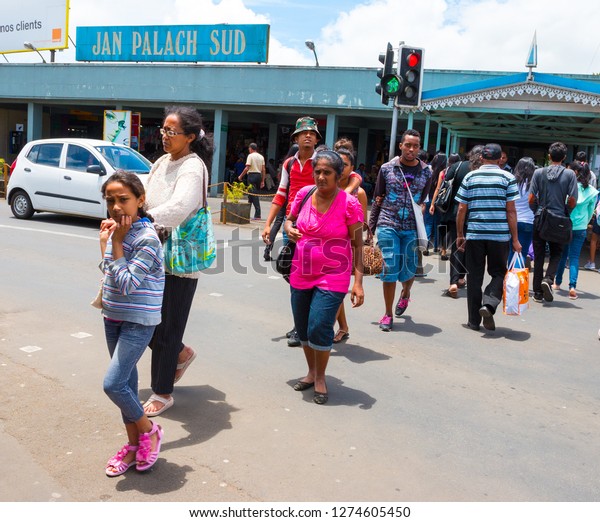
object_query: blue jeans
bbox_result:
[290,286,346,351]
[509,222,533,261]
[424,209,441,250]
[377,227,418,283]
[555,229,587,289]
[104,319,156,424]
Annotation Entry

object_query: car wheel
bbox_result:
[11,190,35,219]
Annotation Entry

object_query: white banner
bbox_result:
[0,0,69,54]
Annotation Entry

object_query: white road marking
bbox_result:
[71,332,92,339]
[19,345,43,353]
[0,224,96,241]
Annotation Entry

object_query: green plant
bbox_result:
[225,181,248,204]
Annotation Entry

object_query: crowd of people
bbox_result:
[95,108,600,477]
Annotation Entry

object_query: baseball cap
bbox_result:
[291,116,322,140]
[481,143,502,160]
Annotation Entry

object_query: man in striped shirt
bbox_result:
[455,143,521,331]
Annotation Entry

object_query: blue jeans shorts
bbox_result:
[290,286,346,351]
[377,226,418,283]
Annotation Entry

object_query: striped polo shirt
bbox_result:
[455,165,518,241]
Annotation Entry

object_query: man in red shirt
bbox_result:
[262,116,321,346]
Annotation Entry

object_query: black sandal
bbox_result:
[293,381,314,391]
[313,392,329,405]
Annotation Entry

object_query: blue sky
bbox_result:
[9,0,600,74]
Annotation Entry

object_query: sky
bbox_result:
[8,0,600,75]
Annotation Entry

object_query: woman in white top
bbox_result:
[510,157,536,263]
[142,106,214,417]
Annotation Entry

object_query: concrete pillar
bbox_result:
[357,127,368,167]
[27,103,43,142]
[211,109,229,196]
[436,123,443,151]
[267,123,277,162]
[423,114,431,151]
[445,128,452,156]
[325,114,338,147]
[406,112,414,129]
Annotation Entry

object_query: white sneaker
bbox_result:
[584,262,596,270]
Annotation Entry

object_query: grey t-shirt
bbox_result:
[529,165,578,217]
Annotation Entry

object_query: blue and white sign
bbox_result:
[76,24,269,63]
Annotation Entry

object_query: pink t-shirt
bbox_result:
[289,186,363,293]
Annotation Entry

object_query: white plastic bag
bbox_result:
[503,253,529,315]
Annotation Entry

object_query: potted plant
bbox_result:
[220,181,251,224]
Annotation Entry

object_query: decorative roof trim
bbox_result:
[418,81,600,112]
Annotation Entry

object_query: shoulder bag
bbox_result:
[164,172,216,274]
[397,166,429,251]
[276,186,317,281]
[434,161,462,213]
[535,167,572,244]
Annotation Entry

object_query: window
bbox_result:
[66,144,100,172]
[96,145,151,173]
[28,143,63,167]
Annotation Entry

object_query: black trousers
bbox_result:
[465,239,509,326]
[532,216,564,295]
[247,172,262,218]
[445,220,467,285]
[149,274,198,394]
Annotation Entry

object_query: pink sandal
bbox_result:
[136,422,163,472]
[105,443,138,477]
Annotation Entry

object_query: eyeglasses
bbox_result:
[160,128,185,138]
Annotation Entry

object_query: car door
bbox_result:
[21,142,65,213]
[60,144,108,218]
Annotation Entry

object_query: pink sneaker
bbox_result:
[379,314,393,332]
[136,422,163,472]
[395,297,410,317]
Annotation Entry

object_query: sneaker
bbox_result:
[379,314,393,332]
[286,327,295,338]
[479,305,496,331]
[395,297,410,317]
[532,293,543,303]
[584,261,596,270]
[541,280,554,302]
[287,329,301,347]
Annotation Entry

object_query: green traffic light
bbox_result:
[381,74,401,97]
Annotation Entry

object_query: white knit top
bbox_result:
[145,152,208,279]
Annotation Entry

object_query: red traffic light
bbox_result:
[406,52,420,68]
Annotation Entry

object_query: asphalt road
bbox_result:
[1,198,600,503]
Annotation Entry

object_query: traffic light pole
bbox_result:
[388,41,404,160]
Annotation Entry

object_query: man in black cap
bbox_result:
[455,143,521,331]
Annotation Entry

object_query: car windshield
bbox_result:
[95,145,152,173]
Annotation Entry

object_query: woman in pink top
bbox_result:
[284,150,364,405]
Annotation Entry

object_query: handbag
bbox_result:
[164,174,216,274]
[362,228,383,276]
[503,252,529,315]
[434,162,462,213]
[397,167,429,251]
[276,186,317,281]
[535,167,572,244]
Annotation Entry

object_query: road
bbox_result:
[1,198,600,504]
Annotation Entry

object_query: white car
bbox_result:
[6,138,152,220]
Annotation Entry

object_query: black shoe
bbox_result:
[479,306,496,331]
[264,252,272,261]
[462,322,481,331]
[287,330,301,347]
[541,280,554,302]
[422,250,430,256]
[286,327,295,338]
[533,293,543,303]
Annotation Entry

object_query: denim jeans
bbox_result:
[555,229,587,289]
[104,319,156,424]
[290,286,346,351]
[377,227,418,283]
[424,209,441,250]
[509,222,534,261]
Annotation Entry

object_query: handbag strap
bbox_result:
[297,186,317,215]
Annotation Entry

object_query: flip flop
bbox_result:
[174,348,197,383]
[143,394,174,417]
[333,329,350,344]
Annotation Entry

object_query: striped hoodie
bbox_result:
[102,218,165,326]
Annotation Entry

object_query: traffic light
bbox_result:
[375,43,395,105]
[395,46,424,107]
